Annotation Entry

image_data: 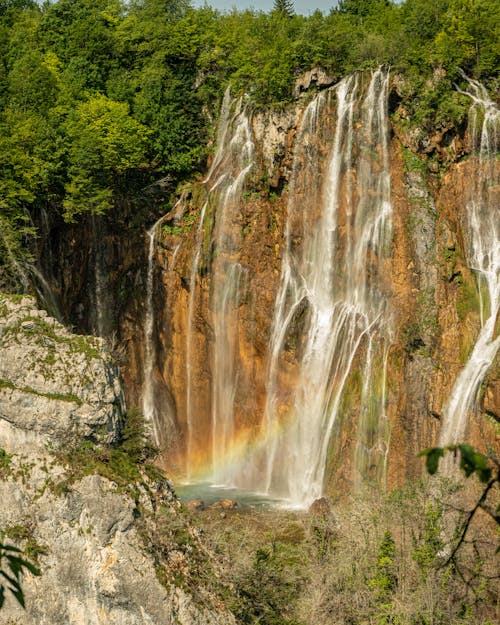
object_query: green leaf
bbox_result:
[419,447,445,475]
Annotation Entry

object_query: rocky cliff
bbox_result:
[0,296,235,625]
[21,71,500,504]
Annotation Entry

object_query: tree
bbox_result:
[420,444,500,561]
[63,95,151,220]
[273,0,295,18]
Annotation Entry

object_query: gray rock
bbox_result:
[293,67,336,98]
[0,295,124,453]
[0,455,235,625]
[0,296,235,625]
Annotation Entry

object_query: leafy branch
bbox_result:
[420,444,500,564]
[0,542,40,609]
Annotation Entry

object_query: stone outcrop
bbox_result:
[0,295,124,453]
[0,455,235,625]
[293,67,336,97]
[0,297,236,625]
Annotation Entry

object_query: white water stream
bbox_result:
[439,77,500,448]
[183,88,255,482]
[256,70,393,507]
[142,215,165,445]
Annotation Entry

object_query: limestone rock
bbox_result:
[0,295,124,453]
[185,498,205,512]
[208,499,238,511]
[0,455,235,625]
[293,67,336,97]
[309,497,331,516]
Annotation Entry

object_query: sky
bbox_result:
[190,1,337,14]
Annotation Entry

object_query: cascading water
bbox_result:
[439,77,499,448]
[209,101,254,485]
[183,89,255,483]
[142,216,165,445]
[185,201,207,478]
[248,70,393,507]
[90,215,110,337]
[28,264,63,322]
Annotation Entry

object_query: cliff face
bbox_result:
[131,72,499,501]
[27,72,499,503]
[0,297,236,625]
[0,295,123,453]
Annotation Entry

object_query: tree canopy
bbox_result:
[0,0,498,290]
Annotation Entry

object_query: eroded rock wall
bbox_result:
[133,76,499,494]
[0,297,236,625]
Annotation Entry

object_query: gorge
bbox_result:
[0,1,499,622]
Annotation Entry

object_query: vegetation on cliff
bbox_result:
[0,0,498,290]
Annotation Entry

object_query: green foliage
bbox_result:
[0,542,40,609]
[232,540,305,625]
[63,95,151,221]
[53,408,159,490]
[0,0,498,290]
[412,502,444,573]
[420,444,493,483]
[0,448,12,473]
[273,0,295,18]
[370,530,397,599]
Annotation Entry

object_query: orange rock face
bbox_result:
[113,78,499,499]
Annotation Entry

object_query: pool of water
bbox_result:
[174,481,296,510]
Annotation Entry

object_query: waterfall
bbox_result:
[28,264,63,322]
[183,88,255,483]
[209,98,254,485]
[142,216,165,445]
[256,70,393,507]
[439,77,500,448]
[91,215,110,337]
[185,201,207,478]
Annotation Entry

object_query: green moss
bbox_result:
[402,147,427,177]
[0,448,12,474]
[52,409,159,493]
[2,314,101,362]
[2,524,47,564]
[459,329,475,365]
[0,378,82,405]
[162,212,197,236]
[456,279,480,321]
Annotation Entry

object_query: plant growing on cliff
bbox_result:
[0,542,40,609]
[421,444,500,551]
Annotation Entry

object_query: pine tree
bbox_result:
[273,0,295,18]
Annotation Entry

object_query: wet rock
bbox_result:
[309,497,331,516]
[208,498,238,511]
[483,379,500,422]
[185,498,205,512]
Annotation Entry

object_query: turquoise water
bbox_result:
[174,481,293,510]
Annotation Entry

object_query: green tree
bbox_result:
[63,95,151,220]
[273,0,295,18]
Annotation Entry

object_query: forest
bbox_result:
[0,0,498,289]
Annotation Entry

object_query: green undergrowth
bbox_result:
[1,312,101,362]
[0,448,12,475]
[189,476,498,625]
[0,378,82,405]
[1,524,47,565]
